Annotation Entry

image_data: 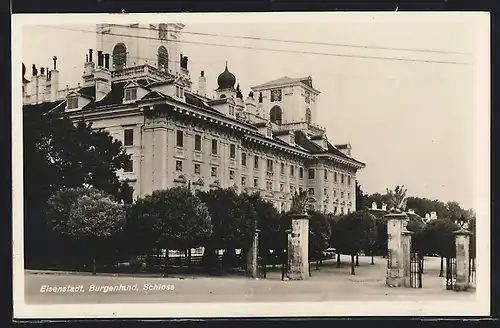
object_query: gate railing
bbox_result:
[410,253,423,288]
[445,257,457,290]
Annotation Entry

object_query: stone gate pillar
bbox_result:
[287,212,310,280]
[402,229,413,288]
[385,213,408,287]
[246,229,260,278]
[453,228,472,291]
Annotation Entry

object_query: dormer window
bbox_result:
[67,97,79,109]
[175,86,184,98]
[229,105,235,116]
[290,134,295,144]
[266,127,272,137]
[124,87,137,101]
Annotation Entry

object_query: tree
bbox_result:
[127,187,212,258]
[290,190,309,214]
[423,218,460,276]
[355,182,366,211]
[67,191,126,274]
[331,210,377,275]
[197,188,257,269]
[24,108,131,267]
[308,211,332,268]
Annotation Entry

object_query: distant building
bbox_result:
[368,202,426,223]
[22,23,365,214]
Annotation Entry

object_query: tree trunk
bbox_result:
[336,253,341,268]
[439,256,444,277]
[316,260,319,270]
[371,254,374,265]
[421,256,424,274]
[92,253,96,275]
[356,254,359,266]
[350,255,355,275]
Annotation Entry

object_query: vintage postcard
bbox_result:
[12,12,490,319]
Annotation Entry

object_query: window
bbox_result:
[266,181,272,190]
[334,206,338,215]
[348,176,351,185]
[348,193,351,199]
[230,144,236,159]
[254,156,259,169]
[290,186,295,194]
[229,170,235,180]
[280,163,285,175]
[299,187,303,193]
[305,107,312,123]
[211,166,217,177]
[270,89,282,102]
[299,168,304,179]
[124,88,137,101]
[308,188,315,195]
[241,153,247,166]
[241,176,246,186]
[341,192,344,198]
[334,172,338,183]
[324,188,327,195]
[280,184,284,192]
[176,160,183,172]
[270,105,283,124]
[341,174,345,184]
[175,86,184,98]
[194,135,202,151]
[176,130,184,147]
[229,106,235,116]
[347,208,351,214]
[308,204,314,211]
[124,129,134,146]
[67,97,79,109]
[340,207,344,215]
[254,178,258,188]
[267,127,272,137]
[324,205,328,213]
[290,165,295,177]
[334,190,337,197]
[194,164,201,175]
[267,159,273,172]
[112,43,127,70]
[308,169,315,179]
[157,45,169,72]
[211,139,218,155]
[124,159,133,172]
[324,169,328,180]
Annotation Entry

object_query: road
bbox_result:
[24,256,476,304]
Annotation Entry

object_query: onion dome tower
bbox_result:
[215,62,237,99]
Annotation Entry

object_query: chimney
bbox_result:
[97,51,104,67]
[198,70,206,97]
[30,65,39,102]
[430,211,437,220]
[50,56,59,102]
[89,49,93,63]
[371,201,377,210]
[94,54,112,102]
[83,51,96,86]
[425,213,430,221]
[381,203,387,211]
[38,67,47,103]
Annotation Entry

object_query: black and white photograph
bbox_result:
[12,13,490,318]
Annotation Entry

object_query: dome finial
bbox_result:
[217,61,236,90]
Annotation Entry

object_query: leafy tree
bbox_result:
[24,107,131,267]
[197,188,257,268]
[423,218,460,276]
[355,182,367,211]
[331,210,377,275]
[365,192,392,210]
[307,211,332,267]
[127,187,212,258]
[290,190,309,214]
[67,191,126,274]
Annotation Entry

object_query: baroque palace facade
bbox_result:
[22,23,365,214]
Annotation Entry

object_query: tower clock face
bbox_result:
[270,89,282,102]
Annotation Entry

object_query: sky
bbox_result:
[18,14,488,210]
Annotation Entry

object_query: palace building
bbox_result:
[22,23,365,214]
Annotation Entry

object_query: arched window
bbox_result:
[305,107,312,123]
[270,105,283,124]
[112,43,127,70]
[157,46,169,72]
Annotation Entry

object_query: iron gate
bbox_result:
[445,257,457,290]
[468,258,476,284]
[410,253,423,288]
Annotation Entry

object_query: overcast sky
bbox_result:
[18,13,488,211]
